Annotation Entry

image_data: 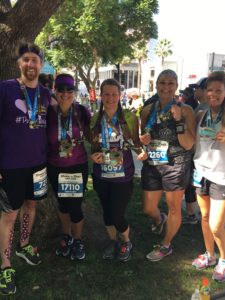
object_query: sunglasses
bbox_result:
[57,88,74,94]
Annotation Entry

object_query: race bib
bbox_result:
[147,140,169,165]
[192,169,202,187]
[33,168,47,198]
[101,164,125,178]
[58,173,83,197]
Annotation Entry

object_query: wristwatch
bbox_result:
[176,121,185,134]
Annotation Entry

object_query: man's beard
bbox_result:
[23,68,38,81]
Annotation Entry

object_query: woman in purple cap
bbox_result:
[47,73,91,261]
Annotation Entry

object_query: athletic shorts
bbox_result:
[141,160,190,192]
[196,177,225,200]
[0,164,47,211]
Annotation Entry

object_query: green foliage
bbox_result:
[2,178,224,300]
[36,0,158,90]
[154,38,173,65]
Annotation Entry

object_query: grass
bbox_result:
[1,178,225,300]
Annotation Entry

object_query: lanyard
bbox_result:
[145,98,175,130]
[57,105,84,143]
[19,81,40,122]
[58,107,72,142]
[101,112,123,150]
[205,108,223,129]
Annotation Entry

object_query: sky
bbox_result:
[152,0,225,86]
[154,0,225,57]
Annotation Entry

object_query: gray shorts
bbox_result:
[141,160,191,192]
[196,177,225,200]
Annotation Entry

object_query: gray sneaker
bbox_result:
[151,212,167,235]
[70,240,85,261]
[182,214,198,225]
[16,244,41,266]
[102,240,118,260]
[117,241,132,262]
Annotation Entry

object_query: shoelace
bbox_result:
[24,245,38,256]
[215,263,225,274]
[3,269,15,283]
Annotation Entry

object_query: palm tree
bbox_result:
[132,43,148,93]
[154,38,173,66]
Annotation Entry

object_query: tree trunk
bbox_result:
[0,0,65,80]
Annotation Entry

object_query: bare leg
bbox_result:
[105,225,117,240]
[162,190,184,246]
[197,194,215,256]
[186,202,195,215]
[0,210,18,269]
[121,226,130,243]
[58,212,71,236]
[209,198,225,259]
[71,219,84,240]
[19,200,37,247]
[143,190,163,225]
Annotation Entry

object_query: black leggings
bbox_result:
[47,162,88,223]
[93,176,133,233]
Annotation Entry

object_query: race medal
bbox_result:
[102,152,111,164]
[199,127,216,141]
[58,173,83,197]
[101,163,125,178]
[147,139,169,165]
[59,140,73,158]
[29,120,38,129]
[33,168,47,198]
[110,150,123,167]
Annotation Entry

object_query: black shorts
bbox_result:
[0,164,47,211]
[141,161,190,191]
[196,177,225,200]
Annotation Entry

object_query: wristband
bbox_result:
[176,122,185,134]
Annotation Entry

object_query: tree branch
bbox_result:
[5,0,65,40]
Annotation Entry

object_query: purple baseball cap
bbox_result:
[54,74,76,90]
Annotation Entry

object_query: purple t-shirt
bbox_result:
[47,104,90,167]
[0,79,50,169]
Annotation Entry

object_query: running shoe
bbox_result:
[102,240,119,260]
[117,241,133,262]
[151,212,167,235]
[182,214,198,225]
[16,244,41,266]
[56,234,74,257]
[212,262,225,282]
[70,239,85,260]
[192,252,217,270]
[0,268,16,295]
[146,244,172,262]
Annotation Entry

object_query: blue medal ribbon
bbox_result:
[101,112,118,149]
[145,98,175,130]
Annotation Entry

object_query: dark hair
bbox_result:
[206,71,225,88]
[100,78,121,95]
[156,69,178,84]
[92,78,131,152]
[17,43,44,61]
[39,73,54,89]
